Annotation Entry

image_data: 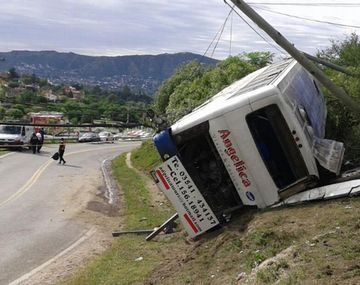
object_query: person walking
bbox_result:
[37,128,45,152]
[58,138,66,164]
[30,132,39,154]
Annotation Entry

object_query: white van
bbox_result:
[0,125,33,148]
[151,59,345,237]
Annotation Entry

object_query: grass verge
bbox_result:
[60,141,360,285]
[131,140,162,173]
[60,148,177,285]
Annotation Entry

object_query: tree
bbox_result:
[6,108,24,119]
[241,51,273,68]
[318,33,360,161]
[103,105,128,122]
[318,33,360,67]
[39,79,49,87]
[17,90,35,104]
[81,108,99,123]
[8,68,19,79]
[154,61,206,114]
[22,74,39,85]
[0,87,5,101]
[164,56,259,122]
[0,106,5,120]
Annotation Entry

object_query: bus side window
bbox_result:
[22,126,25,136]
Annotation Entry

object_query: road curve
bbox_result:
[0,141,140,285]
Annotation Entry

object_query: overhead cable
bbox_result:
[224,0,287,56]
[254,5,360,29]
[229,11,233,56]
[203,7,233,57]
[247,2,360,7]
[211,9,231,57]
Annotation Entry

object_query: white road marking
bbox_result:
[2,143,139,283]
[8,227,97,285]
[0,145,128,208]
[0,152,14,159]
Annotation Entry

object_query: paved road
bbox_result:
[0,141,140,285]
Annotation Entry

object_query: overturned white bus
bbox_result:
[151,59,347,238]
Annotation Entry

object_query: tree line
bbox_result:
[2,33,360,162]
[152,34,360,162]
[0,74,152,125]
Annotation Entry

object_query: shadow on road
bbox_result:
[57,164,82,168]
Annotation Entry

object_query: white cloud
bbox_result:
[0,0,359,59]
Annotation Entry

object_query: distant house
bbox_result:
[71,89,85,100]
[29,111,66,125]
[63,86,85,100]
[44,91,58,102]
[63,86,72,95]
[4,88,17,98]
[24,84,39,92]
[29,111,68,133]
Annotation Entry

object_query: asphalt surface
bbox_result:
[0,141,140,285]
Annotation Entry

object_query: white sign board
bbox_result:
[153,156,219,237]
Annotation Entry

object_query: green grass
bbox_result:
[63,235,176,285]
[131,140,162,173]
[60,151,176,285]
[111,152,171,229]
[44,139,78,144]
[256,259,289,284]
[60,141,360,285]
[244,229,296,270]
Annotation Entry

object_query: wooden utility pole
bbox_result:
[229,0,360,113]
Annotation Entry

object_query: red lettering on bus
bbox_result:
[218,130,252,188]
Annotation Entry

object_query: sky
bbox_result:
[0,0,359,59]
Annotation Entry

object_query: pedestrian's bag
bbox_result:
[52,152,59,160]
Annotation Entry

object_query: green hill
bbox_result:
[0,51,218,94]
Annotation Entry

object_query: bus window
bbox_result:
[246,104,308,189]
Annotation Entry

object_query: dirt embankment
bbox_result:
[23,152,360,285]
[143,198,360,285]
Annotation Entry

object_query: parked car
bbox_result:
[78,132,100,143]
[99,131,114,142]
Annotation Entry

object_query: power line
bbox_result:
[203,7,233,57]
[203,20,225,57]
[229,12,233,56]
[254,5,360,29]
[211,9,231,57]
[247,2,360,7]
[224,0,287,56]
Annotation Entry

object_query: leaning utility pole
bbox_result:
[229,0,360,113]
